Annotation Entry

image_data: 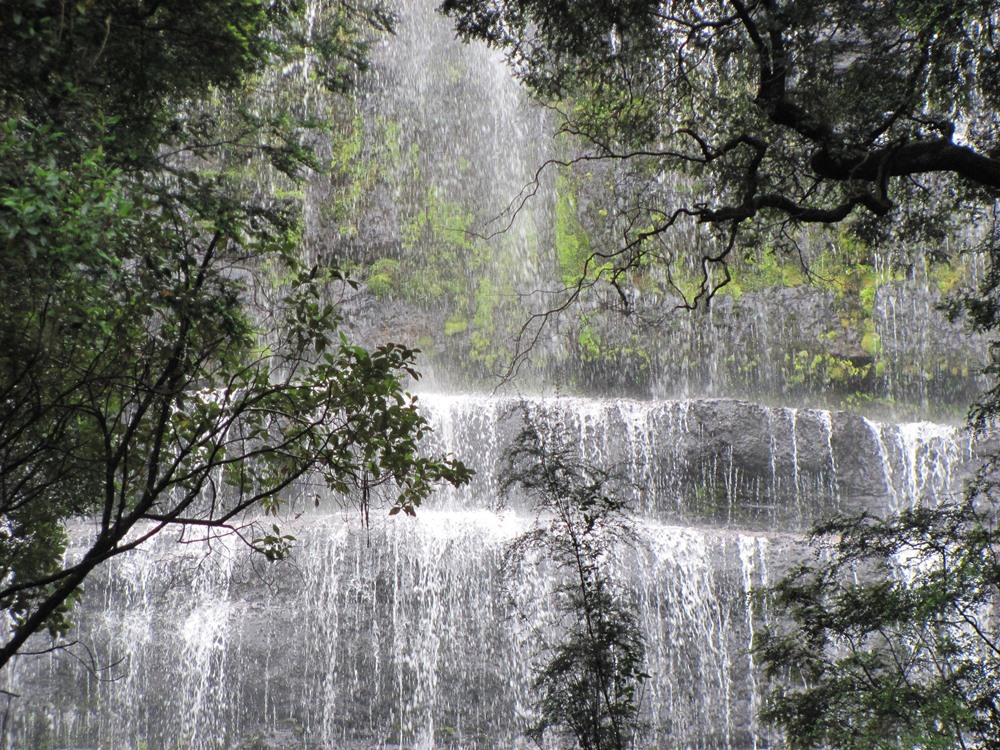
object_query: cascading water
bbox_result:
[1,395,976,749]
[0,1,988,749]
[417,395,972,526]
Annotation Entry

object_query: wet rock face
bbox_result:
[4,395,980,750]
[420,395,975,528]
[333,266,988,426]
[9,514,781,750]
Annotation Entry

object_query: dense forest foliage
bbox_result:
[0,0,469,670]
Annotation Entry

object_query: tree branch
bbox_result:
[812,139,1000,191]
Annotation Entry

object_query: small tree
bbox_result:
[502,410,647,750]
[754,495,1000,750]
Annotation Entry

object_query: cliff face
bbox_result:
[1,0,991,747]
[294,0,986,415]
[4,394,977,749]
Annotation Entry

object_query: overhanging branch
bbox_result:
[812,139,1000,191]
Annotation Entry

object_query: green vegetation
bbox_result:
[0,0,471,670]
[706,232,974,406]
[555,174,596,285]
[755,501,1000,750]
[731,248,808,296]
[401,187,484,301]
[503,410,647,750]
[469,277,503,369]
[325,113,402,238]
[366,257,402,298]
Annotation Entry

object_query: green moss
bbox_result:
[370,258,400,275]
[380,116,403,172]
[861,329,881,356]
[578,322,602,361]
[401,188,483,301]
[444,313,468,336]
[784,349,871,388]
[731,245,806,293]
[323,111,405,238]
[555,174,594,285]
[928,261,967,295]
[469,277,508,369]
[367,274,393,297]
[781,262,807,286]
[366,257,401,298]
[718,279,744,301]
[859,282,877,316]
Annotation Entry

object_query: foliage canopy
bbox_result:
[0,0,469,671]
[754,498,1000,749]
[440,0,1000,377]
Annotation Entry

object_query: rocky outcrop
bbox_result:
[419,394,977,528]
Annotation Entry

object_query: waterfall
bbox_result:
[0,0,988,748]
[416,395,973,526]
[2,395,976,750]
[324,0,987,407]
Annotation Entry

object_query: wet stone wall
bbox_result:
[1,395,977,750]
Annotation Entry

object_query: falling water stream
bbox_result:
[2,395,976,749]
[0,1,986,748]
